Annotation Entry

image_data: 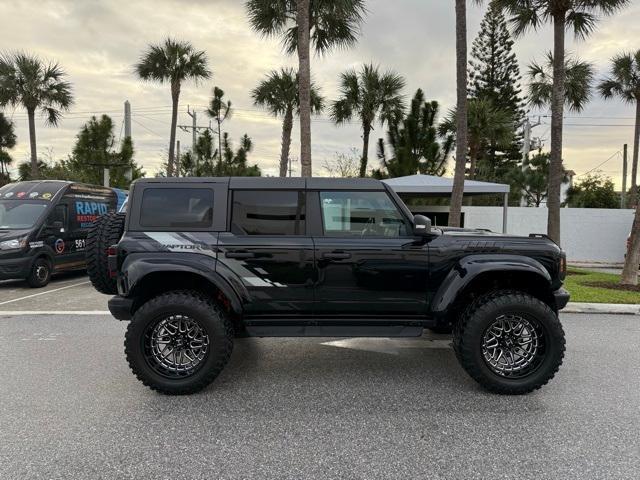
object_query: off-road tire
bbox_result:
[86,212,125,294]
[124,290,233,395]
[453,290,565,395]
[26,257,52,288]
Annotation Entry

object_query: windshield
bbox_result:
[0,201,49,229]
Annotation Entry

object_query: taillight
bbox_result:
[559,255,567,279]
[107,246,118,278]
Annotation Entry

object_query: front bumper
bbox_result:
[108,296,134,320]
[553,288,570,310]
[0,256,33,280]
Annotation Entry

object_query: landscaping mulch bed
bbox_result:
[583,281,640,293]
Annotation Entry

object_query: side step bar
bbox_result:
[245,324,424,338]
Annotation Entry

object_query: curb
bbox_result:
[563,302,640,315]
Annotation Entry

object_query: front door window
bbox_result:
[319,191,408,237]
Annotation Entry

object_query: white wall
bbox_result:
[415,206,635,263]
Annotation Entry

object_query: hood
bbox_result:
[0,228,34,243]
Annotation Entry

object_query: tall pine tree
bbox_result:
[468,2,525,183]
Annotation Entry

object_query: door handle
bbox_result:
[225,251,255,259]
[322,251,351,260]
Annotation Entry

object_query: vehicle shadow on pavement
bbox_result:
[174,336,551,412]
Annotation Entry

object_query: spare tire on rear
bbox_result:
[86,212,125,294]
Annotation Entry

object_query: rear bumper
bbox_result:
[553,288,570,310]
[108,296,134,320]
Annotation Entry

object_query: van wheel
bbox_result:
[27,258,52,288]
[453,290,565,395]
[124,291,233,395]
[86,212,125,294]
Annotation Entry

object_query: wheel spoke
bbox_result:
[144,315,210,378]
[482,314,545,379]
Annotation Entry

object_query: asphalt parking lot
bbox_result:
[0,276,638,479]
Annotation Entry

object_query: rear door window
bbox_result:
[140,188,213,228]
[231,190,305,235]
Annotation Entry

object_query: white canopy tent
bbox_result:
[383,174,511,233]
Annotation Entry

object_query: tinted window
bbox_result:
[140,188,213,228]
[0,201,48,229]
[47,204,68,229]
[232,190,305,235]
[320,191,408,237]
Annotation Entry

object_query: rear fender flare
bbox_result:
[124,254,246,315]
[430,254,552,314]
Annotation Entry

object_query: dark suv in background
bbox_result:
[88,177,569,396]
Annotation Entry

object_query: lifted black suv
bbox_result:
[88,177,569,395]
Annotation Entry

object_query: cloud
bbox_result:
[1,0,638,187]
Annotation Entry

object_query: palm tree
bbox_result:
[528,52,594,112]
[599,50,640,207]
[0,53,73,178]
[252,68,324,177]
[206,86,232,175]
[449,0,483,227]
[330,64,405,177]
[135,38,210,177]
[440,98,515,180]
[599,50,640,285]
[246,0,366,177]
[494,0,630,243]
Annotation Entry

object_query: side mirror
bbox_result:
[413,214,432,237]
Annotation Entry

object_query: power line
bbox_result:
[131,118,164,138]
[576,150,621,178]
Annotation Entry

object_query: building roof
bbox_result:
[382,174,510,195]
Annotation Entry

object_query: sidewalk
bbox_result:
[569,262,623,275]
[564,302,640,315]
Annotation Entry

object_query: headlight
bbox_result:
[0,237,27,250]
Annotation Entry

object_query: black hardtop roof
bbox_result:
[134,177,386,190]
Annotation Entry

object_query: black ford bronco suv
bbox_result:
[87,177,569,395]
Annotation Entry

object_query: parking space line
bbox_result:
[0,281,91,306]
[0,310,110,315]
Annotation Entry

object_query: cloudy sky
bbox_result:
[1,0,639,187]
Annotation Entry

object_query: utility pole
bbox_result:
[288,156,297,177]
[124,100,133,182]
[520,116,542,206]
[179,105,212,173]
[187,106,197,152]
[187,106,197,174]
[622,143,628,209]
[124,100,131,138]
[176,141,181,177]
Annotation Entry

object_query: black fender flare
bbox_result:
[30,247,55,269]
[123,253,247,316]
[429,254,552,315]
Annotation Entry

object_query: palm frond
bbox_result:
[597,50,639,103]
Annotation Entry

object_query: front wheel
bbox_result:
[27,258,51,288]
[124,290,233,395]
[453,291,565,395]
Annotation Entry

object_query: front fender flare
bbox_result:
[430,254,552,315]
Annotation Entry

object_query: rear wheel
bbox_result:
[124,290,233,395]
[26,257,51,288]
[453,291,565,395]
[86,212,125,294]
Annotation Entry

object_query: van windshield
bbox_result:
[0,201,49,229]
